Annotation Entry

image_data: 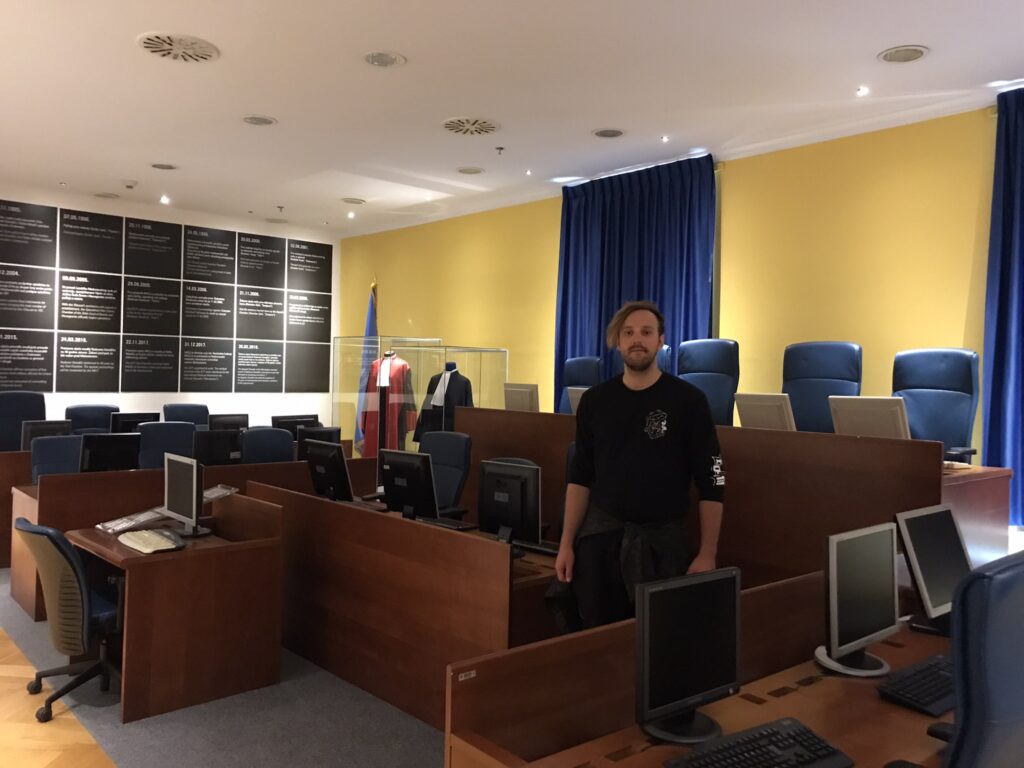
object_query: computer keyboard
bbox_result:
[513,539,560,556]
[664,718,853,768]
[117,528,185,554]
[415,516,477,531]
[96,508,166,534]
[203,483,238,503]
[877,654,954,717]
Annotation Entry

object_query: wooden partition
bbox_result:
[0,451,32,568]
[942,465,1012,565]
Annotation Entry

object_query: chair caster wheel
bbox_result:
[36,706,52,723]
[27,679,42,695]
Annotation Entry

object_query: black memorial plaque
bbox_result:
[181,282,234,338]
[59,210,123,274]
[237,233,285,289]
[123,277,181,336]
[285,342,330,393]
[0,264,55,330]
[0,200,57,267]
[58,271,122,333]
[235,340,284,393]
[56,332,120,392]
[286,240,332,294]
[180,337,233,393]
[121,335,180,392]
[0,329,54,391]
[124,218,182,279]
[236,286,284,340]
[183,226,235,283]
[286,290,331,344]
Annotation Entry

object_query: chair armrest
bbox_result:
[927,721,954,742]
[946,446,977,459]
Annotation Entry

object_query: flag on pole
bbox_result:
[354,282,378,453]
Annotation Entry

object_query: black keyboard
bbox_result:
[415,516,477,531]
[664,718,853,768]
[513,539,559,556]
[877,654,954,717]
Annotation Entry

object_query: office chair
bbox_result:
[782,341,862,432]
[163,403,209,429]
[677,339,740,426]
[30,435,83,484]
[0,390,46,451]
[14,517,120,723]
[241,427,294,463]
[419,431,472,519]
[892,348,979,463]
[138,421,195,469]
[558,356,601,413]
[64,404,119,435]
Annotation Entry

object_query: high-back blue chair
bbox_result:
[163,403,209,428]
[65,405,118,435]
[558,357,601,413]
[0,391,46,451]
[30,435,83,484]
[678,339,740,426]
[782,342,862,432]
[138,421,195,469]
[419,431,472,517]
[241,427,294,463]
[892,348,979,463]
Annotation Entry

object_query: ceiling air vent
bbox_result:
[443,118,499,136]
[137,33,221,63]
[877,45,929,64]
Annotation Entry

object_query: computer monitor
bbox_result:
[477,460,542,543]
[815,522,899,677]
[20,420,72,451]
[503,383,539,413]
[305,439,354,502]
[162,453,208,537]
[80,433,141,472]
[110,412,160,433]
[297,425,342,460]
[635,567,741,744]
[193,429,241,465]
[271,414,321,439]
[896,505,972,635]
[380,449,438,519]
[208,413,249,432]
[829,396,910,439]
[566,386,588,415]
[734,393,796,431]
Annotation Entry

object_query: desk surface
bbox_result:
[66,527,232,567]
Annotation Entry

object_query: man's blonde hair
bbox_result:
[605,300,665,348]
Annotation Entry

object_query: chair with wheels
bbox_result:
[163,403,209,429]
[65,404,119,435]
[241,427,294,463]
[677,339,740,426]
[0,390,47,451]
[30,435,83,484]
[138,421,196,469]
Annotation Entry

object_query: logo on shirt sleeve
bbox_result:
[644,410,668,439]
[711,455,725,486]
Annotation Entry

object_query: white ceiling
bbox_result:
[1,1,1020,238]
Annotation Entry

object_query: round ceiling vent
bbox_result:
[593,128,624,138]
[457,167,485,175]
[137,33,220,63]
[341,197,366,205]
[877,45,929,64]
[444,118,499,136]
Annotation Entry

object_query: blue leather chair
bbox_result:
[65,404,119,435]
[163,403,209,429]
[892,348,979,463]
[30,435,83,483]
[558,357,601,413]
[678,339,740,426]
[138,421,195,469]
[241,427,294,463]
[0,391,46,451]
[14,517,119,723]
[782,342,862,432]
[419,431,472,517]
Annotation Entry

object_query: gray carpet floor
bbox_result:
[0,568,442,767]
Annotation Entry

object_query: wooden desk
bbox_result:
[0,450,32,568]
[65,493,283,722]
[942,465,1012,566]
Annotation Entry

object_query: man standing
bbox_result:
[555,300,725,628]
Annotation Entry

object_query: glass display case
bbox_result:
[332,337,508,458]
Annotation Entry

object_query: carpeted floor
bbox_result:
[0,569,443,767]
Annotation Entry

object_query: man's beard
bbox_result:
[623,347,656,372]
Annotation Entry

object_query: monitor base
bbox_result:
[908,613,951,637]
[640,709,721,745]
[814,645,890,677]
[181,524,212,539]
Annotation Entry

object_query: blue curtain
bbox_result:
[983,88,1024,526]
[554,155,716,406]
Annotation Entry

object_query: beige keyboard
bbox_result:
[117,529,184,554]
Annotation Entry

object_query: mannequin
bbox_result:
[360,351,417,458]
[414,361,474,441]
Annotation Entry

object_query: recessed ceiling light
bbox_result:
[856,85,871,97]
[347,211,355,220]
[593,128,624,138]
[137,33,220,63]
[877,45,929,64]
[660,135,670,143]
[94,192,120,199]
[159,194,171,205]
[321,221,328,226]
[58,181,67,187]
[341,197,366,205]
[243,115,278,126]
[457,167,484,175]
[550,176,585,184]
[364,51,407,68]
[151,163,177,170]
[247,210,254,214]
[525,169,533,176]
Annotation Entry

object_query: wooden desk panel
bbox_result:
[942,465,1012,566]
[0,451,31,568]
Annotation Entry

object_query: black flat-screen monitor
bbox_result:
[271,414,320,439]
[208,413,249,432]
[20,420,72,451]
[636,568,741,744]
[306,439,353,502]
[110,412,160,433]
[193,430,241,466]
[80,433,141,472]
[478,460,541,543]
[381,449,438,519]
[297,426,342,460]
[897,505,972,620]
[162,453,208,537]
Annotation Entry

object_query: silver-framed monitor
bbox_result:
[829,396,910,439]
[504,383,539,412]
[566,386,588,415]
[163,453,210,537]
[734,393,796,431]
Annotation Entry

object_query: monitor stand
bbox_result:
[641,708,721,745]
[908,613,951,637]
[814,645,890,677]
[181,522,212,538]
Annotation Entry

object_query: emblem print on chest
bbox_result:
[644,409,668,439]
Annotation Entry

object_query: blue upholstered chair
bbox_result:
[892,348,979,463]
[0,391,47,451]
[65,405,119,435]
[241,427,294,464]
[677,339,740,426]
[419,431,472,517]
[163,403,209,429]
[138,421,195,469]
[30,435,83,484]
[14,517,119,723]
[782,342,862,432]
[558,357,601,413]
